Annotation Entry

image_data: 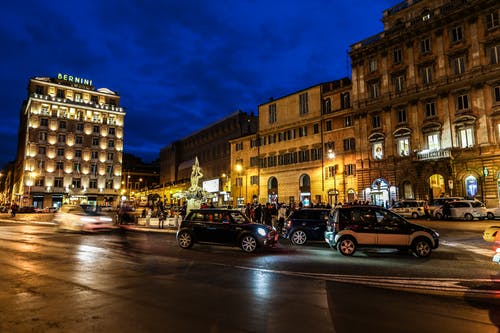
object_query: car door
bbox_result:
[308,210,329,240]
[374,209,410,246]
[208,212,239,244]
[190,212,212,242]
[347,207,377,245]
[450,201,466,219]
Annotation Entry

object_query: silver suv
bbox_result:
[433,200,486,221]
[325,205,439,257]
[389,200,426,218]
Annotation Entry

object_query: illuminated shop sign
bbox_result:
[203,179,220,193]
[57,73,93,86]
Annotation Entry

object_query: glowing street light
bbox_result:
[328,149,337,205]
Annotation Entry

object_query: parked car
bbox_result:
[176,209,278,253]
[433,200,487,221]
[486,207,500,220]
[389,200,426,218]
[53,205,115,232]
[483,225,500,243]
[428,197,463,216]
[324,205,439,257]
[282,208,330,245]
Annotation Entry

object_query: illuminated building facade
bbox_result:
[231,79,353,207]
[159,110,257,204]
[350,0,500,206]
[231,0,500,208]
[12,74,125,208]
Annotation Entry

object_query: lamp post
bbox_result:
[328,149,337,205]
[235,163,242,205]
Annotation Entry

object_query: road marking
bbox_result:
[217,263,500,298]
[441,240,496,258]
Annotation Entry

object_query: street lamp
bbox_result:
[328,149,337,205]
[235,163,242,205]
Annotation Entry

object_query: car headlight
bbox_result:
[257,227,267,237]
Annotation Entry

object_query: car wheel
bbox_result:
[411,212,419,219]
[177,231,193,249]
[412,238,432,258]
[487,212,495,220]
[290,230,307,245]
[338,236,357,256]
[464,213,474,221]
[434,212,443,220]
[240,234,258,253]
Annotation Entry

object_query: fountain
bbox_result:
[174,157,213,215]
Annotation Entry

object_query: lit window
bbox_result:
[398,138,410,156]
[427,133,440,150]
[373,142,384,160]
[458,127,474,148]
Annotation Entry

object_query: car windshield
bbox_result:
[472,201,485,208]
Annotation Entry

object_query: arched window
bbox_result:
[403,181,414,199]
[465,175,478,198]
[299,174,310,192]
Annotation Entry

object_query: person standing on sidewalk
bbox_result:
[158,209,165,229]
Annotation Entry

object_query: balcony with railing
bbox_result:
[31,93,125,113]
[415,148,451,161]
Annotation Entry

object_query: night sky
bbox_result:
[0,0,401,168]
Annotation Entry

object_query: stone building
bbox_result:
[231,79,352,207]
[11,74,125,208]
[159,110,257,205]
[349,0,500,206]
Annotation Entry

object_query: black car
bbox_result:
[282,208,330,245]
[176,209,277,253]
[324,205,439,257]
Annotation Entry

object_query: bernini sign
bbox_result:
[57,73,93,86]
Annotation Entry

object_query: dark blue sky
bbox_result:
[0,0,400,167]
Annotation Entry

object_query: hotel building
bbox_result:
[11,74,125,208]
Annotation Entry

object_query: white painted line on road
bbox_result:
[441,240,496,258]
[219,264,500,298]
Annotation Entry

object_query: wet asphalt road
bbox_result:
[0,221,499,333]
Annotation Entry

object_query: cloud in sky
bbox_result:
[0,0,400,167]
